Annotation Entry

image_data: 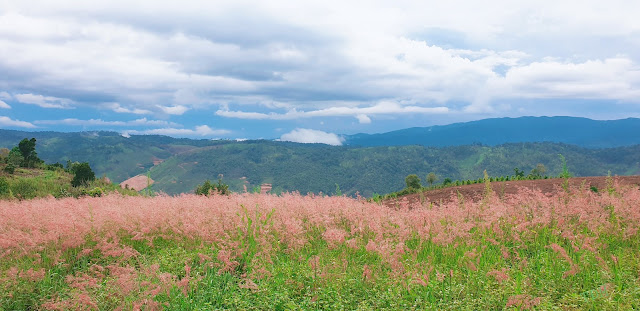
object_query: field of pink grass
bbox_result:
[1,180,640,309]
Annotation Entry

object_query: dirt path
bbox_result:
[383,176,640,208]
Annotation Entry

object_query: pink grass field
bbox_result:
[1,179,640,309]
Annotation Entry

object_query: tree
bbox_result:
[529,163,546,179]
[195,175,230,196]
[405,174,422,189]
[71,162,95,187]
[18,138,41,168]
[513,167,525,179]
[0,148,9,162]
[426,172,438,186]
[5,147,23,173]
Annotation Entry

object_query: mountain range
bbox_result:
[1,116,639,196]
[344,116,640,147]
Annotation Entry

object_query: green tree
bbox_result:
[529,163,546,179]
[71,162,96,187]
[513,167,525,179]
[558,154,572,178]
[18,138,41,168]
[426,172,438,186]
[5,147,23,173]
[195,175,230,196]
[405,174,422,189]
[0,147,9,163]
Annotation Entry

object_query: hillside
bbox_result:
[345,116,640,148]
[147,141,640,196]
[383,175,640,207]
[3,116,640,197]
[0,130,223,183]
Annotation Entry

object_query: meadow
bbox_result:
[1,180,640,310]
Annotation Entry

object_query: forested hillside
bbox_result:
[2,129,639,197]
[148,141,640,196]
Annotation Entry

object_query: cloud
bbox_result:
[106,103,152,115]
[0,1,639,126]
[34,117,178,127]
[216,101,449,123]
[356,114,371,124]
[0,92,11,100]
[0,100,9,109]
[0,116,36,128]
[15,93,74,109]
[279,128,344,146]
[122,125,230,137]
[158,105,189,115]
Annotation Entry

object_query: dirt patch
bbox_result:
[120,175,154,191]
[383,176,640,208]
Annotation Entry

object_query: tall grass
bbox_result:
[1,180,640,309]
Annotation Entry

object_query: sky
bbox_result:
[1,0,639,145]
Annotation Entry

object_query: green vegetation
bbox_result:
[147,141,640,196]
[0,138,136,200]
[2,130,640,197]
[405,174,422,190]
[194,176,230,196]
[70,162,96,187]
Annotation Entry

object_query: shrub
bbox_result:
[4,163,15,174]
[195,177,230,196]
[0,177,9,196]
[71,162,96,187]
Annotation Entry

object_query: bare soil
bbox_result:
[383,176,640,208]
[120,175,154,191]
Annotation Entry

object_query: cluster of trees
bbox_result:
[0,138,43,173]
[1,138,96,187]
[194,175,230,196]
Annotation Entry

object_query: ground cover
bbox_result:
[1,180,640,309]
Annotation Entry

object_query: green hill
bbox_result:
[0,130,221,183]
[147,141,640,196]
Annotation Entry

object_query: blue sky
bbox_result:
[1,0,639,145]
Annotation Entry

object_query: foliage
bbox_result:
[2,184,640,309]
[426,172,437,186]
[70,162,96,187]
[195,176,230,196]
[18,138,42,168]
[558,153,572,179]
[2,131,640,196]
[405,174,421,189]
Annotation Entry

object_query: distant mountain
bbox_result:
[344,116,640,148]
[2,116,640,196]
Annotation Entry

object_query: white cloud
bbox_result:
[122,125,230,137]
[0,116,36,128]
[356,114,371,124]
[34,117,178,127]
[15,93,74,109]
[279,128,344,146]
[106,103,152,115]
[0,92,11,100]
[216,101,449,123]
[0,1,639,124]
[158,105,189,115]
[0,100,10,109]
